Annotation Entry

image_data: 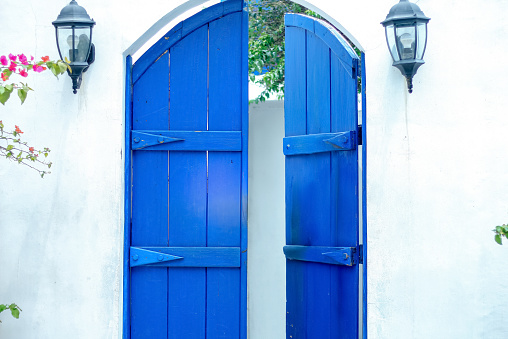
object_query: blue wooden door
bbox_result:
[283,14,362,339]
[124,1,248,338]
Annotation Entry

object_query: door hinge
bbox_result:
[357,125,362,145]
[352,59,359,79]
[358,244,363,264]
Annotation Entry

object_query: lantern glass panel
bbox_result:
[416,23,427,60]
[73,27,91,62]
[56,26,73,62]
[57,26,91,63]
[395,25,416,60]
[385,24,399,62]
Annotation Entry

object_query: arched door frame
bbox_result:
[122,1,367,338]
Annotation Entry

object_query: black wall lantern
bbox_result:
[53,0,96,94]
[381,0,430,93]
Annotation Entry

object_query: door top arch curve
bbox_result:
[132,0,243,83]
[124,0,365,60]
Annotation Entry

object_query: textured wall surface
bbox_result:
[0,0,507,338]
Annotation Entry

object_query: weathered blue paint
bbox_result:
[361,52,368,339]
[131,130,242,151]
[283,130,357,156]
[125,1,247,338]
[284,14,360,339]
[283,245,357,266]
[123,55,133,339]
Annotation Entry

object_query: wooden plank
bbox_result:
[131,130,241,151]
[284,23,308,339]
[168,24,208,339]
[207,12,242,339]
[283,245,356,266]
[304,29,333,339]
[131,52,169,339]
[131,247,241,267]
[331,43,359,339]
[123,55,132,339]
[283,131,356,156]
[284,26,306,138]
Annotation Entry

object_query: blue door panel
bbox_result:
[285,14,360,339]
[125,2,247,338]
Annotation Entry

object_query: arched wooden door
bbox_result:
[123,1,248,338]
[283,14,366,339]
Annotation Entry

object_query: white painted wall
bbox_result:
[1,0,508,338]
[248,100,286,339]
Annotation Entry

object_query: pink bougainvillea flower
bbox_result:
[31,55,34,61]
[8,54,17,62]
[41,56,50,62]
[1,73,8,81]
[8,62,17,72]
[15,125,23,134]
[29,147,35,153]
[33,64,44,73]
[0,56,7,66]
[18,54,28,65]
[19,69,28,77]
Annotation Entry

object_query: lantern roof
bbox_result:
[381,0,430,26]
[52,0,96,27]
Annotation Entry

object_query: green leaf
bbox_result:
[10,307,20,319]
[0,85,5,94]
[6,145,13,151]
[0,305,6,313]
[5,84,13,92]
[495,234,502,245]
[0,90,11,105]
[50,64,59,76]
[58,61,68,74]
[18,88,27,104]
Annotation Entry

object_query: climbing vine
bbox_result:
[248,0,361,103]
[0,304,21,323]
[248,0,320,103]
[0,53,67,177]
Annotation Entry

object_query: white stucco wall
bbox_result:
[1,0,508,338]
[248,101,286,339]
